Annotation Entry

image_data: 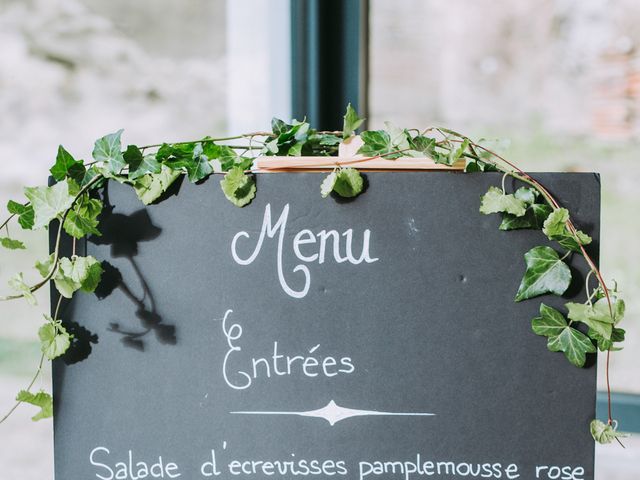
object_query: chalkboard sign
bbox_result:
[52,172,599,480]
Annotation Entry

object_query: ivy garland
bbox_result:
[0,105,628,445]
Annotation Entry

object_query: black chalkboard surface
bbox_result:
[52,172,600,480]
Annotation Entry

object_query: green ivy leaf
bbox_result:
[38,315,71,360]
[547,324,596,367]
[531,304,568,337]
[35,254,55,277]
[566,296,625,340]
[271,117,290,136]
[531,304,597,366]
[333,168,364,198]
[93,130,125,174]
[589,327,625,352]
[7,200,35,230]
[320,171,337,198]
[480,186,527,217]
[447,138,469,165]
[124,145,161,181]
[50,145,86,183]
[542,208,592,252]
[220,166,256,207]
[542,208,569,237]
[463,157,499,172]
[409,135,436,155]
[556,231,593,252]
[0,237,26,250]
[185,143,213,182]
[500,203,552,231]
[263,119,310,156]
[343,103,364,138]
[133,166,181,205]
[590,419,628,444]
[24,181,75,230]
[8,273,37,305]
[515,246,571,302]
[16,390,53,421]
[63,195,102,239]
[513,187,538,205]
[202,142,238,170]
[357,130,398,158]
[123,144,143,170]
[384,122,411,151]
[54,256,103,298]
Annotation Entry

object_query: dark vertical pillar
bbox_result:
[291,0,368,130]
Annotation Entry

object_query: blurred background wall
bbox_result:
[0,0,638,478]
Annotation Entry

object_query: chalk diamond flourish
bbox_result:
[230,400,436,426]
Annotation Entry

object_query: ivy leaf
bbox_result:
[409,135,436,155]
[480,186,527,217]
[320,171,338,198]
[220,166,256,207]
[92,129,125,174]
[202,142,239,169]
[73,256,104,293]
[271,117,290,136]
[7,200,35,230]
[589,327,626,352]
[24,181,75,230]
[531,304,568,337]
[124,145,161,181]
[566,297,624,340]
[343,103,364,138]
[556,231,593,252]
[185,143,213,182]
[263,119,310,156]
[357,130,399,158]
[547,325,596,367]
[54,256,103,298]
[531,303,596,367]
[8,273,37,305]
[515,246,571,302]
[16,390,52,421]
[123,144,143,169]
[0,237,26,250]
[590,419,628,444]
[446,138,469,165]
[38,315,71,360]
[50,145,86,183]
[542,208,592,252]
[543,208,569,237]
[384,122,411,151]
[500,203,552,231]
[133,166,181,205]
[63,195,102,239]
[464,157,498,172]
[35,254,55,277]
[333,168,364,198]
[513,187,538,205]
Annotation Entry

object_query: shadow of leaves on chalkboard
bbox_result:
[63,321,99,364]
[101,258,177,351]
[92,209,162,258]
[55,291,99,365]
[90,207,177,351]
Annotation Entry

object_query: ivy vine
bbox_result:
[0,105,627,445]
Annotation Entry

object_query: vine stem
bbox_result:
[0,291,64,424]
[0,213,16,231]
[0,353,45,424]
[446,135,616,424]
